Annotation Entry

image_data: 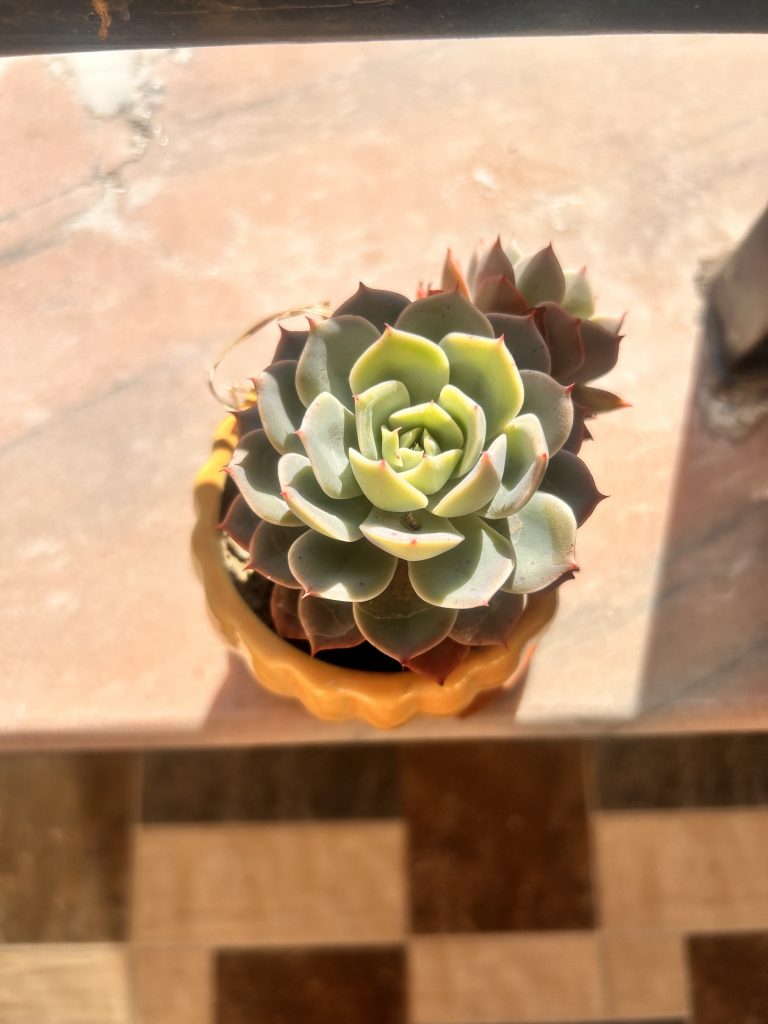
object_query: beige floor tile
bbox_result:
[131,947,211,1024]
[409,932,604,1024]
[132,821,405,944]
[0,946,129,1024]
[595,809,768,929]
[602,929,689,1019]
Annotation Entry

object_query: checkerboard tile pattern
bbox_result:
[1,735,767,1023]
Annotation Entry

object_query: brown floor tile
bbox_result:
[688,931,768,1024]
[142,744,400,822]
[602,929,689,1019]
[594,734,768,809]
[0,946,129,1024]
[402,740,593,932]
[409,933,604,1023]
[0,753,136,941]
[595,809,768,929]
[132,822,405,945]
[131,947,211,1024]
[215,946,406,1024]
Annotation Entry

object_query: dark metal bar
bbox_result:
[1,0,767,57]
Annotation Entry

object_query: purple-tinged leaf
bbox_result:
[248,522,306,588]
[233,403,262,438]
[573,319,621,383]
[487,312,551,373]
[474,275,529,315]
[571,385,630,415]
[298,595,365,654]
[515,244,566,305]
[449,590,525,647]
[404,637,470,685]
[270,584,307,641]
[540,568,578,594]
[272,324,309,363]
[218,494,260,552]
[561,402,592,454]
[540,450,606,526]
[533,301,585,384]
[332,283,410,332]
[474,236,517,288]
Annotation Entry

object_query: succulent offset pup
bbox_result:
[220,238,625,683]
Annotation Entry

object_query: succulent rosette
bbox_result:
[221,237,625,682]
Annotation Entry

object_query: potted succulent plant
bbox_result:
[192,238,625,727]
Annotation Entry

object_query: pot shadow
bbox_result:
[635,316,768,722]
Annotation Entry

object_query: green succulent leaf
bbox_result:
[504,492,577,594]
[297,595,365,654]
[299,392,361,499]
[296,316,380,410]
[440,332,524,437]
[562,268,595,319]
[573,319,621,383]
[389,401,464,451]
[519,370,574,456]
[354,379,410,460]
[349,327,450,406]
[404,637,470,684]
[487,312,551,374]
[533,302,585,384]
[227,429,302,527]
[247,522,306,588]
[438,384,487,477]
[332,283,410,332]
[395,290,494,344]
[540,450,606,526]
[287,531,397,602]
[255,360,306,454]
[278,453,369,541]
[484,413,549,519]
[409,515,515,609]
[348,449,429,513]
[218,494,260,552]
[422,430,440,456]
[449,590,525,646]
[398,448,424,469]
[381,426,402,467]
[400,448,462,495]
[270,585,306,641]
[431,433,507,518]
[360,507,464,561]
[353,563,457,662]
[515,244,566,305]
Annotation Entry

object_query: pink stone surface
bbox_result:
[1,37,767,747]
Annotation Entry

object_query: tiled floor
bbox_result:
[1,734,767,1023]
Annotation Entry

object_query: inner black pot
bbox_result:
[219,477,403,674]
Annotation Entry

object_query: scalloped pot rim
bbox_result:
[191,416,559,729]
